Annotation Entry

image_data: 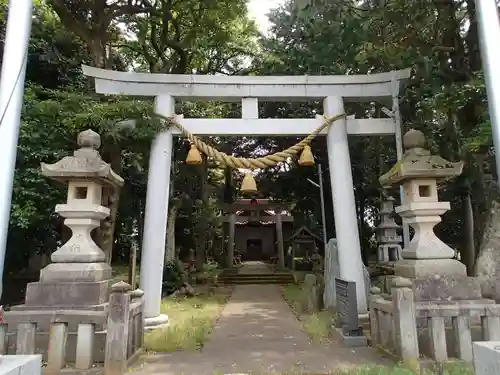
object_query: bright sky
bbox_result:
[247,0,286,34]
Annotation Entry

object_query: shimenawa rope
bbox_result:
[156,113,346,170]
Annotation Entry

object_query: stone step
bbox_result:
[226,273,292,278]
[220,276,293,280]
[220,279,293,285]
[219,275,294,285]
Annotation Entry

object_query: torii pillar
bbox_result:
[325,96,367,313]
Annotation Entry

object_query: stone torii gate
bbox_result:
[82,65,410,328]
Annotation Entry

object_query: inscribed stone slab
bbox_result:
[323,238,339,309]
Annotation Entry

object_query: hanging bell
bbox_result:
[298,145,315,166]
[185,144,202,165]
[240,172,258,194]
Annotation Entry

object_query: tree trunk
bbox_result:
[100,146,122,264]
[88,38,110,69]
[357,190,368,265]
[137,198,144,262]
[165,204,180,264]
[463,190,475,276]
[128,242,138,288]
[196,158,209,272]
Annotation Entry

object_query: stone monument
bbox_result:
[379,129,466,280]
[310,247,324,273]
[6,129,124,355]
[376,193,402,263]
[323,238,339,309]
[301,274,321,313]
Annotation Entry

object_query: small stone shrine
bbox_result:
[379,129,466,280]
[6,129,124,355]
[376,193,402,263]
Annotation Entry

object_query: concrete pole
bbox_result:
[317,163,328,249]
[324,96,367,314]
[476,0,500,181]
[227,212,236,267]
[0,0,34,300]
[139,95,173,328]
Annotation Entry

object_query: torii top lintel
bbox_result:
[82,65,411,102]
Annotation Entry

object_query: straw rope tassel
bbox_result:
[158,113,347,170]
[185,144,203,164]
[240,172,258,194]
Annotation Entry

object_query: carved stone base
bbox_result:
[24,279,111,306]
[394,258,466,279]
[40,262,112,282]
[410,275,482,301]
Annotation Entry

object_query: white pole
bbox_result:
[0,0,34,300]
[476,0,500,181]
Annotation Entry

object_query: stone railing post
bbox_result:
[104,281,133,375]
[391,277,419,361]
[369,286,382,346]
[130,288,145,351]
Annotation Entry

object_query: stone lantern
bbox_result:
[36,129,123,286]
[376,193,402,263]
[379,129,465,279]
[6,130,124,340]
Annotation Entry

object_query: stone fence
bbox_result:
[369,277,500,363]
[1,282,144,375]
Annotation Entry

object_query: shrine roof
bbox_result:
[285,225,323,243]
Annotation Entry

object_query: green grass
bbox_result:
[292,270,307,283]
[282,283,336,344]
[144,285,232,352]
[231,361,474,375]
[283,282,302,310]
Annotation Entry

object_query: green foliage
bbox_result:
[162,259,186,295]
[6,84,162,273]
[8,0,496,282]
[121,0,260,74]
[201,260,220,283]
[255,0,492,260]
